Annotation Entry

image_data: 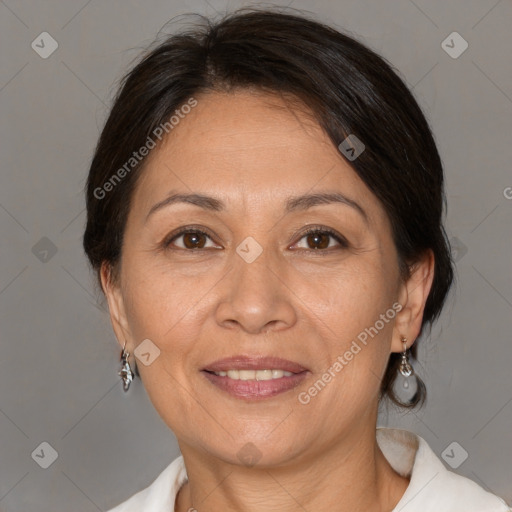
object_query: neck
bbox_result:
[175,422,409,512]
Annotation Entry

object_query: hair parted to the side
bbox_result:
[83,6,454,409]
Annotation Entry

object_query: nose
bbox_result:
[214,247,297,335]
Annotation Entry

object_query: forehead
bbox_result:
[132,90,380,219]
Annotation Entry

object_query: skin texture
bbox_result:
[101,90,434,512]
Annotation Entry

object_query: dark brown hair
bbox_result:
[83,7,454,408]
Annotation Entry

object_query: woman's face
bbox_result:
[103,90,428,467]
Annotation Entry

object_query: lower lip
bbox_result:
[201,370,309,400]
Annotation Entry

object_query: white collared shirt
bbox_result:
[106,427,511,511]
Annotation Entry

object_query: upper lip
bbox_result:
[203,355,308,374]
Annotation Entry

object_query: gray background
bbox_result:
[1,0,511,510]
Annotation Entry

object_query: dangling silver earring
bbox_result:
[118,341,134,392]
[399,336,413,377]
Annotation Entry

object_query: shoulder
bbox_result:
[105,455,187,512]
[377,428,511,512]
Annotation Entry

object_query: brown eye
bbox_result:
[182,232,207,248]
[294,227,348,251]
[306,232,330,249]
[166,229,219,250]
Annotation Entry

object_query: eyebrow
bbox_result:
[145,191,368,224]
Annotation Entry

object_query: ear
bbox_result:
[391,250,435,352]
[100,262,133,352]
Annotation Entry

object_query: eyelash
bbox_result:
[163,225,349,253]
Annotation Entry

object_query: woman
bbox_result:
[83,8,510,512]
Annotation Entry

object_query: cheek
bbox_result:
[121,269,205,432]
[293,258,399,414]
[296,255,398,335]
[121,252,204,338]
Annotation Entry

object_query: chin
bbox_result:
[195,431,303,469]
